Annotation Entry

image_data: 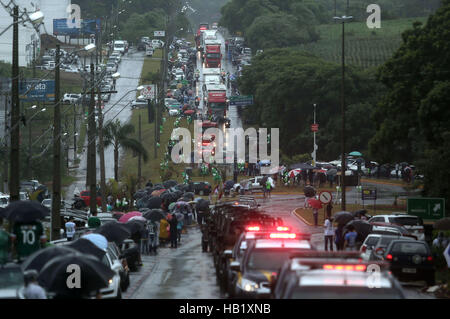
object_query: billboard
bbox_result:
[53,18,101,36]
[19,80,55,102]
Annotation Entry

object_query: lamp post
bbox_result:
[333,15,353,211]
[26,105,47,179]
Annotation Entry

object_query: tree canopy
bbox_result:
[237,48,381,160]
[369,0,450,201]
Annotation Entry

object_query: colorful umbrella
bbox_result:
[308,198,323,209]
[128,216,147,223]
[184,110,195,115]
[119,211,143,223]
[289,169,302,178]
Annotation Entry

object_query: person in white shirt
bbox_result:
[65,217,76,241]
[324,214,334,251]
[24,270,46,299]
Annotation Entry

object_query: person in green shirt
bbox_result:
[11,220,47,262]
[265,180,272,199]
[0,218,12,265]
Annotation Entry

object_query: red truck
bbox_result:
[204,84,228,118]
[196,23,209,48]
[205,44,221,68]
[80,190,102,207]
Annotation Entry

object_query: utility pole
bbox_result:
[312,103,317,167]
[333,16,352,211]
[26,106,32,179]
[73,103,77,162]
[3,93,9,193]
[51,45,62,240]
[32,40,36,78]
[138,112,142,189]
[98,87,107,213]
[88,62,97,215]
[10,5,20,202]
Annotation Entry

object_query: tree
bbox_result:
[238,48,379,160]
[103,120,148,181]
[369,0,450,208]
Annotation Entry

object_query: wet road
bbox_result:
[64,49,145,200]
[125,194,435,299]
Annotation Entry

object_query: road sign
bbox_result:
[362,188,377,200]
[407,198,445,220]
[141,84,156,100]
[19,80,55,102]
[154,31,165,37]
[311,124,319,132]
[319,191,332,204]
[229,95,253,106]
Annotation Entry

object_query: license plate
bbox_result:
[402,268,416,274]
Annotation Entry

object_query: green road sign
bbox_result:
[407,198,445,220]
[229,95,253,106]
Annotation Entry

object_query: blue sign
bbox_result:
[19,80,55,102]
[53,19,101,36]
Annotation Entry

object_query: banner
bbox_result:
[53,18,101,36]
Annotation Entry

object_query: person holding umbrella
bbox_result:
[169,214,178,248]
[344,225,358,251]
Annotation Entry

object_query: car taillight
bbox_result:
[276,226,290,232]
[246,226,260,232]
[386,254,393,261]
[269,233,296,239]
[427,256,433,262]
[361,246,366,253]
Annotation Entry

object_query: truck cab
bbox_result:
[205,43,222,68]
[203,83,228,118]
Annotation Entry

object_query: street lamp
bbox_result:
[333,15,353,211]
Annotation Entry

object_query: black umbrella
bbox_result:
[143,209,166,222]
[326,168,338,176]
[345,219,373,239]
[67,238,106,261]
[147,196,162,209]
[134,191,147,200]
[303,186,316,198]
[125,219,146,235]
[2,200,50,223]
[163,180,178,188]
[38,253,115,298]
[183,192,195,201]
[95,221,131,245]
[196,199,210,211]
[333,211,354,225]
[21,246,77,273]
[352,209,368,218]
[224,180,234,189]
[136,195,150,209]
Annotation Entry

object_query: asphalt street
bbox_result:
[64,49,145,200]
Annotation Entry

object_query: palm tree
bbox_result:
[103,119,148,181]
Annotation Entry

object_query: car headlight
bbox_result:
[240,278,259,292]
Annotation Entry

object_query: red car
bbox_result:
[80,190,102,207]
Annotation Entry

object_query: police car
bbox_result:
[229,232,313,298]
[268,252,405,299]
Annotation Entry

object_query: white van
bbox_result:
[113,40,126,54]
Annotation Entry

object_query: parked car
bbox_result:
[63,93,81,104]
[131,98,148,109]
[99,248,124,299]
[360,234,416,261]
[383,239,435,285]
[368,214,425,241]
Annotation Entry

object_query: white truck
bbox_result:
[113,40,126,54]
[202,67,222,87]
[200,30,217,52]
